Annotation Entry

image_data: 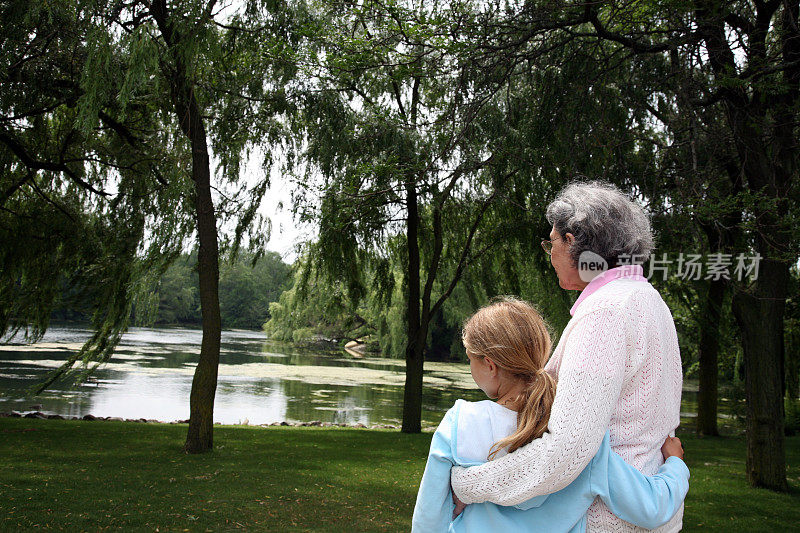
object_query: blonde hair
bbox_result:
[462,297,556,460]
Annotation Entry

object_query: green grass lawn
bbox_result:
[1,418,798,532]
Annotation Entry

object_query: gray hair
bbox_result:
[545,181,654,267]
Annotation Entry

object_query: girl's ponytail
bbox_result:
[488,369,556,460]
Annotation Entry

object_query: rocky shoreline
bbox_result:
[0,410,400,429]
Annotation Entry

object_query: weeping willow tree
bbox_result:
[0,0,191,369]
[0,0,300,452]
[288,0,520,432]
[288,0,659,432]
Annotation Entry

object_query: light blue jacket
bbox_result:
[412,400,689,533]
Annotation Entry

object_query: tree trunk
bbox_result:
[696,6,792,489]
[401,179,424,434]
[183,109,221,453]
[697,277,725,436]
[179,89,221,454]
[732,258,789,491]
[402,330,426,434]
[149,1,222,454]
[787,325,799,401]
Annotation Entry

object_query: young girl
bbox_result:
[411,298,688,532]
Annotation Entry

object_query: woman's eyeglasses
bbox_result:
[541,239,553,255]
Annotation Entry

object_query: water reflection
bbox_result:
[0,325,482,427]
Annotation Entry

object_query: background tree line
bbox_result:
[51,251,292,330]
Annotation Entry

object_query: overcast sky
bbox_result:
[259,173,309,263]
[241,146,316,265]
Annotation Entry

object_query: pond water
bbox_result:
[0,325,723,430]
[0,325,486,427]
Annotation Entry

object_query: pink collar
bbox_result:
[570,264,647,316]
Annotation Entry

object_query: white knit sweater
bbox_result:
[450,266,684,532]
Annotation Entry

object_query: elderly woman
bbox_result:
[450,181,684,532]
